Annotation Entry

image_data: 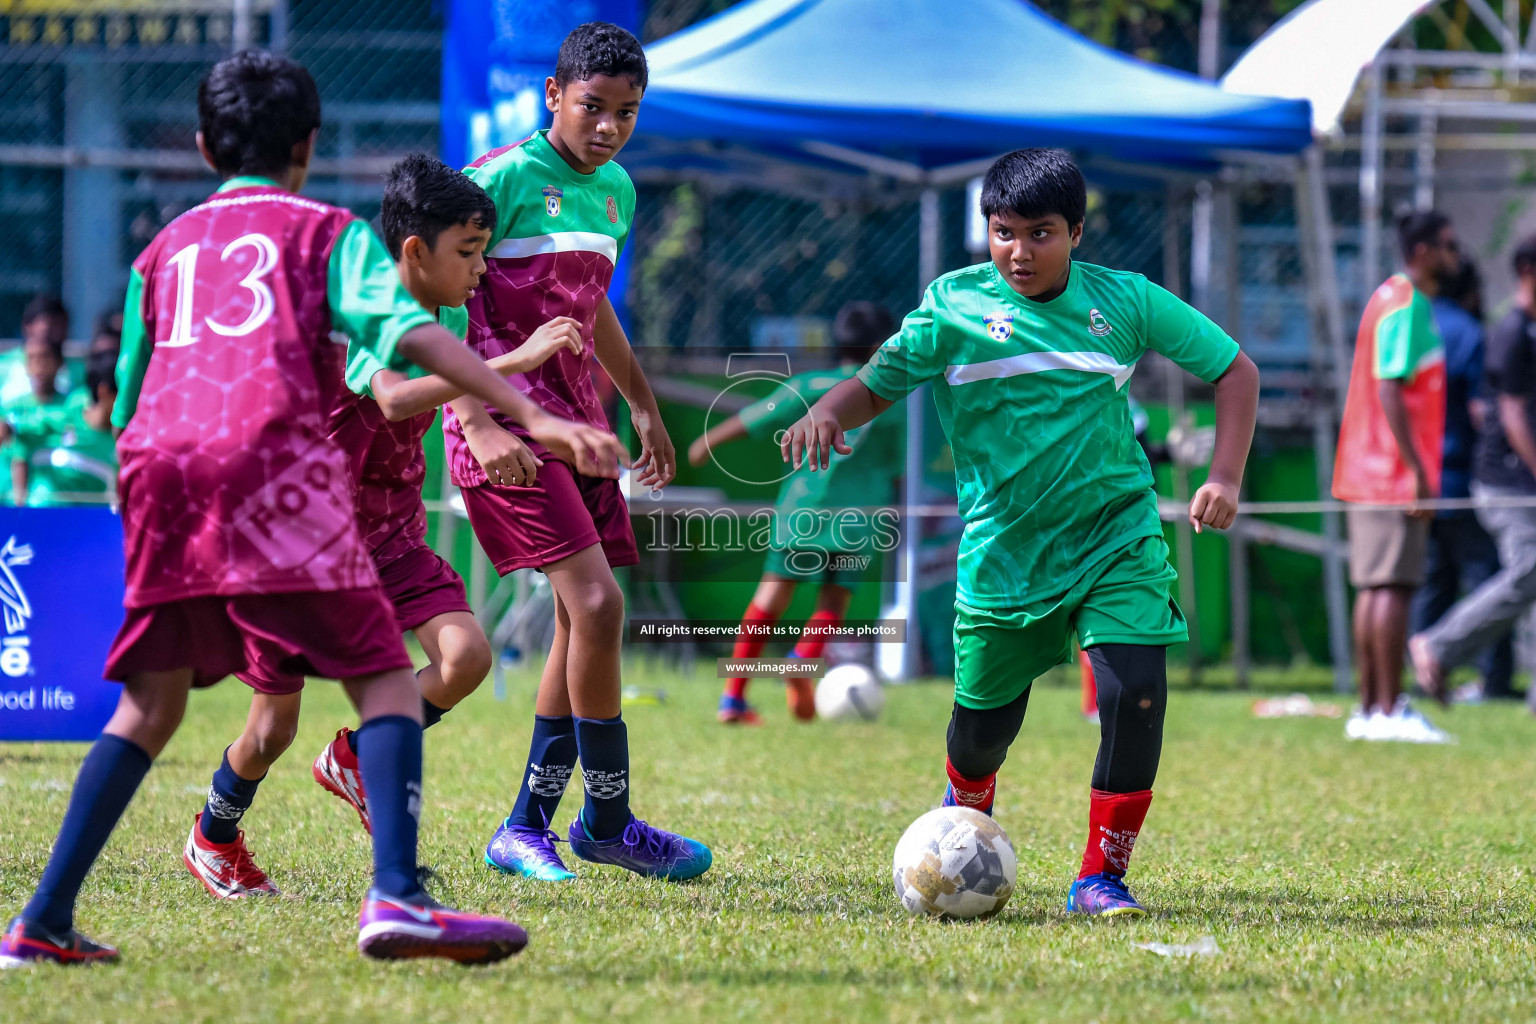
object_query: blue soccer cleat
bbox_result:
[1067,873,1147,918]
[567,814,712,881]
[717,693,760,725]
[484,819,576,882]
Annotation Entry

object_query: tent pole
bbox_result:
[1164,184,1201,685]
[1360,60,1385,308]
[897,185,941,682]
[1295,148,1354,695]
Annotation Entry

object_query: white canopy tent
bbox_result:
[1221,0,1536,689]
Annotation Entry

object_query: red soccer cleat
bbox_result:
[183,813,280,899]
[313,727,370,833]
[0,916,119,968]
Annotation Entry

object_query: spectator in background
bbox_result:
[1413,234,1536,712]
[1333,210,1458,743]
[4,341,117,507]
[3,293,71,405]
[90,309,123,357]
[1411,257,1518,703]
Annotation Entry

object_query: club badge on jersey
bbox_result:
[606,195,618,224]
[1088,308,1114,337]
[542,186,562,217]
[983,312,1013,342]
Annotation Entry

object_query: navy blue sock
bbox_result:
[421,698,449,730]
[509,715,577,830]
[200,748,263,845]
[574,715,630,841]
[23,734,152,934]
[354,715,424,900]
[345,729,358,754]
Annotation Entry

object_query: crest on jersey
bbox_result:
[982,312,1013,342]
[606,195,618,223]
[542,185,563,217]
[1088,307,1113,337]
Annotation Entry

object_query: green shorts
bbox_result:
[763,546,866,589]
[953,536,1186,710]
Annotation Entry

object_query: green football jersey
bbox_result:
[739,364,904,552]
[857,260,1239,610]
[6,390,116,505]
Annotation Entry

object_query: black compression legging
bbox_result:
[946,643,1167,793]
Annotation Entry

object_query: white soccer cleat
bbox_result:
[1387,698,1455,745]
[1344,707,1371,741]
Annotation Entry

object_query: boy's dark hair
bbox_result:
[86,347,119,400]
[980,148,1087,229]
[21,293,67,328]
[554,22,648,92]
[380,153,498,260]
[833,302,896,360]
[1513,234,1536,277]
[1397,210,1451,263]
[198,50,321,179]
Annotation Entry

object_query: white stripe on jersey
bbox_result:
[488,231,619,265]
[944,350,1136,390]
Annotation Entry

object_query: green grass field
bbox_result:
[2,662,1534,1023]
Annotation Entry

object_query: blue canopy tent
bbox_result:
[637,0,1312,176]
[625,0,1315,681]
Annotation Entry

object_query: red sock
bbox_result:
[1078,788,1153,879]
[790,609,841,662]
[1079,650,1098,716]
[945,757,996,815]
[725,603,777,700]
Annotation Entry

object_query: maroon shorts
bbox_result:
[104,589,412,693]
[377,544,471,632]
[461,461,638,574]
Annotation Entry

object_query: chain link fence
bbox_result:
[0,0,441,338]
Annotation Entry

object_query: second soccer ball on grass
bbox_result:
[815,663,885,721]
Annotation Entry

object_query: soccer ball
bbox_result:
[815,663,884,721]
[892,806,1017,920]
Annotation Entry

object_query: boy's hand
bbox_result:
[1188,478,1238,533]
[687,435,711,468]
[464,421,542,487]
[527,414,628,480]
[492,317,583,374]
[1409,467,1435,520]
[781,406,852,472]
[629,405,675,490]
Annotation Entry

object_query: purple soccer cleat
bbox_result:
[567,814,712,881]
[1067,872,1148,919]
[358,888,527,964]
[0,917,119,968]
[485,819,576,882]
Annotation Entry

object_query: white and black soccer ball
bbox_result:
[815,663,884,721]
[892,806,1017,920]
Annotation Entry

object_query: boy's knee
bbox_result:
[572,581,625,629]
[441,634,494,692]
[946,691,1030,779]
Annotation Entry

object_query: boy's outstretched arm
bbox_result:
[1188,350,1259,533]
[593,296,674,490]
[398,323,626,479]
[370,317,584,422]
[780,378,894,472]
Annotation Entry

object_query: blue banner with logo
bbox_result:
[0,507,123,742]
[440,0,641,170]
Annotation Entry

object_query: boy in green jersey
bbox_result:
[688,303,903,724]
[5,334,115,505]
[782,149,1259,917]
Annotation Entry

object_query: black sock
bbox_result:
[574,715,630,841]
[345,728,358,755]
[421,698,450,730]
[509,715,577,829]
[1086,644,1167,792]
[200,748,263,845]
[24,735,152,934]
[354,715,424,900]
